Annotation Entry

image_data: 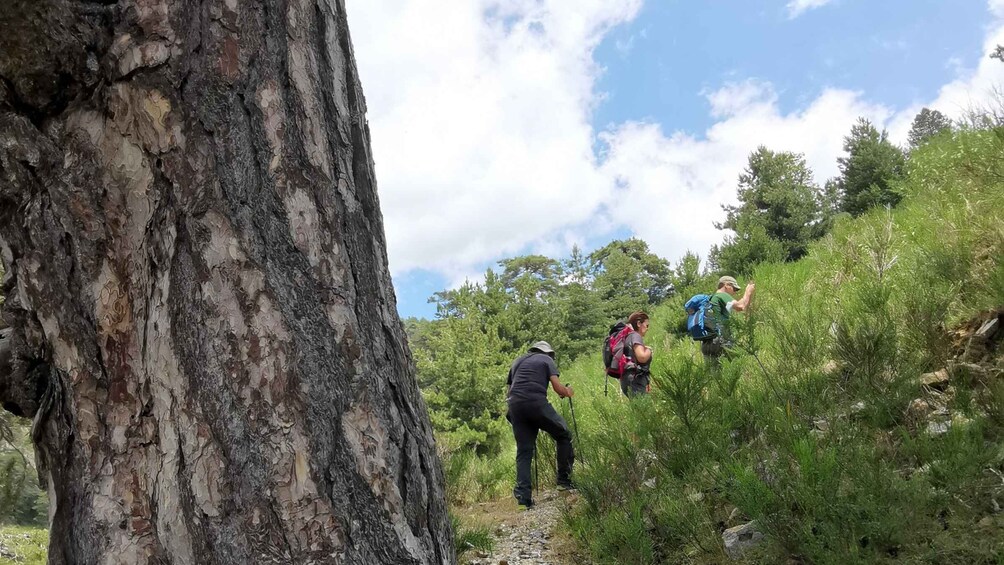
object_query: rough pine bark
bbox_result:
[0,1,455,563]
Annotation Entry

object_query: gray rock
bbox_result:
[722,521,764,559]
[920,369,950,390]
[976,317,1000,341]
[927,420,951,435]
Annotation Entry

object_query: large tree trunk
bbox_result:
[0,1,454,563]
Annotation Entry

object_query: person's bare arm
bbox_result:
[633,343,652,364]
[550,376,573,398]
[732,282,756,312]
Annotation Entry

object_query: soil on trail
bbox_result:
[457,489,592,565]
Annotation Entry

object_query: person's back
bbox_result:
[505,341,575,508]
[507,352,558,404]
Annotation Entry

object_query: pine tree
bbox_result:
[835,118,906,216]
[907,108,952,149]
[718,146,826,263]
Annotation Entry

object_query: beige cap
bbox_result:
[718,276,741,289]
[529,341,555,357]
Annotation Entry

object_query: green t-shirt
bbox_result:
[709,292,735,337]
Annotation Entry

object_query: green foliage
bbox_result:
[414,290,511,456]
[589,238,673,318]
[450,513,495,557]
[908,107,953,149]
[709,221,786,276]
[710,147,832,276]
[0,525,48,565]
[442,448,513,505]
[836,118,907,216]
[0,415,47,528]
[671,250,703,291]
[568,126,1003,563]
[719,146,829,262]
[429,124,1004,564]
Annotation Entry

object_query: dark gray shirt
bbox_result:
[506,353,559,404]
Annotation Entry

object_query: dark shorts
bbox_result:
[701,337,730,370]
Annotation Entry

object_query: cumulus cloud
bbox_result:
[785,0,835,20]
[885,2,1004,143]
[345,0,641,278]
[346,0,1004,287]
[598,82,891,264]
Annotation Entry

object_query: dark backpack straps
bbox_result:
[510,353,535,380]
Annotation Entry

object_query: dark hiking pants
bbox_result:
[508,399,574,504]
[701,337,729,370]
[620,369,650,397]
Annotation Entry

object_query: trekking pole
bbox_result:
[568,396,585,465]
[568,396,580,445]
[533,443,539,499]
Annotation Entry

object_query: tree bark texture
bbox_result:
[0,1,455,563]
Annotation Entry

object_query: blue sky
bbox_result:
[346,0,1004,320]
[594,1,986,132]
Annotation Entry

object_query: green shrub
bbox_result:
[443,448,513,506]
[0,416,47,528]
[450,513,494,557]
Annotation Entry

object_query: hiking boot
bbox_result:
[556,481,577,492]
[517,498,535,509]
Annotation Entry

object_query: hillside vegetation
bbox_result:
[419,120,1004,563]
[0,112,1001,561]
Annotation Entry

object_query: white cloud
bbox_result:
[883,4,1004,144]
[597,82,891,264]
[345,0,641,275]
[992,0,1004,19]
[919,19,1004,124]
[346,0,1004,285]
[785,0,834,20]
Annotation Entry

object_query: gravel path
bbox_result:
[463,490,591,565]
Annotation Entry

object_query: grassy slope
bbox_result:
[0,526,47,565]
[450,128,1004,563]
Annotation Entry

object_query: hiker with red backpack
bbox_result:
[603,311,653,397]
[505,341,576,509]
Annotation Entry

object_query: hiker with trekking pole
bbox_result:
[505,341,576,509]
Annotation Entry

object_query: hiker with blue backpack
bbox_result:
[505,341,576,509]
[602,311,654,396]
[685,276,756,368]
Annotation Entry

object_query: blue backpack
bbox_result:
[684,294,718,341]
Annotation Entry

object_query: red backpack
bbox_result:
[602,322,634,379]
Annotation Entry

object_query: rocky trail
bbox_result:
[458,490,590,565]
